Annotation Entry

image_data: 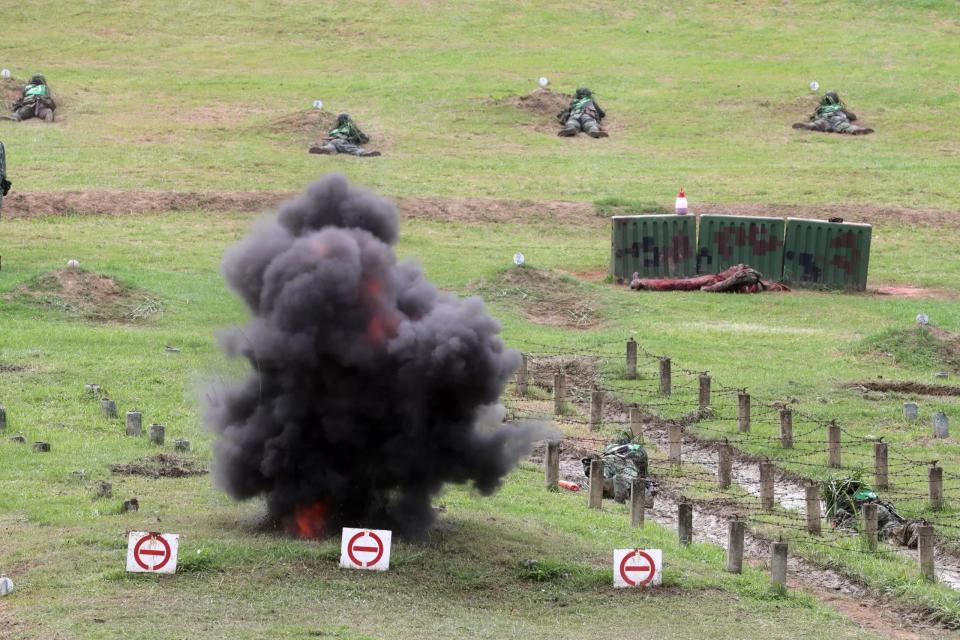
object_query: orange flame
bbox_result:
[290,499,331,539]
[361,274,400,346]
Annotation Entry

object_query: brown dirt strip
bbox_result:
[2,190,958,228]
[850,381,960,397]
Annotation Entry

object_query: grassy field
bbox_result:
[2,1,960,638]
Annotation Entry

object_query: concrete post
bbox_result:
[737,392,750,433]
[862,503,878,551]
[827,421,841,468]
[668,423,682,466]
[717,443,732,489]
[626,339,637,380]
[726,519,744,574]
[553,372,565,416]
[779,408,793,449]
[588,459,604,509]
[630,478,645,528]
[125,411,142,437]
[929,465,944,511]
[874,441,889,490]
[918,524,935,582]
[805,482,821,536]
[544,441,560,490]
[698,374,711,410]
[629,406,642,437]
[771,542,788,589]
[903,402,919,422]
[678,502,693,546]
[759,462,775,512]
[659,357,671,396]
[101,398,118,419]
[149,423,165,446]
[0,405,6,431]
[516,354,528,397]
[589,389,603,432]
[933,412,949,439]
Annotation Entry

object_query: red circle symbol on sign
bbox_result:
[133,534,172,571]
[619,550,656,586]
[347,530,384,567]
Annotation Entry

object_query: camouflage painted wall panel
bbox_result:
[782,218,872,290]
[610,215,697,280]
[696,215,785,279]
[0,142,5,212]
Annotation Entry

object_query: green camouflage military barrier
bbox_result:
[0,142,6,213]
[696,215,785,279]
[782,218,872,290]
[610,215,697,280]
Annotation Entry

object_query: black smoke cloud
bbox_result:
[206,174,547,537]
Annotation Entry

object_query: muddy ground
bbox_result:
[9,268,161,323]
[471,267,604,330]
[849,381,960,397]
[109,454,207,479]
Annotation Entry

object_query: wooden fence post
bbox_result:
[630,478,645,528]
[759,462,775,511]
[874,441,888,490]
[659,357,672,396]
[544,441,560,490]
[726,519,744,574]
[588,459,604,509]
[553,372,565,416]
[516,354,528,396]
[629,406,642,437]
[827,421,841,468]
[668,423,682,466]
[737,392,750,433]
[779,408,793,449]
[717,443,732,489]
[929,465,944,511]
[626,339,637,380]
[698,374,711,410]
[771,541,788,590]
[805,482,821,536]
[678,503,693,546]
[589,388,603,432]
[862,503,878,551]
[918,524,936,582]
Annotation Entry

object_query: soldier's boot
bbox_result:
[792,122,815,130]
[558,127,577,137]
[588,129,609,138]
[360,150,381,157]
[851,127,874,136]
[43,110,55,123]
[308,144,336,155]
[1,114,21,122]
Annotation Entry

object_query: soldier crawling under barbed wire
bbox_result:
[582,438,657,505]
[308,112,381,157]
[557,87,608,138]
[4,74,57,123]
[792,91,873,135]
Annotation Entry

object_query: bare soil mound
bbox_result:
[1,77,23,107]
[860,325,960,374]
[848,381,960,397]
[871,285,957,300]
[110,454,207,478]
[0,362,33,373]
[268,109,337,141]
[473,267,603,330]
[500,88,571,118]
[11,269,162,322]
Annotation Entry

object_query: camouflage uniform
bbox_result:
[582,443,656,506]
[793,92,872,135]
[8,75,56,123]
[558,88,607,138]
[0,142,9,213]
[309,113,380,157]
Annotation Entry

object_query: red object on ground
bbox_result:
[558,480,580,492]
[629,264,790,293]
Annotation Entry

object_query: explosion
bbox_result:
[206,174,546,537]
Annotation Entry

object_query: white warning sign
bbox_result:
[613,548,661,587]
[340,527,392,571]
[126,531,179,574]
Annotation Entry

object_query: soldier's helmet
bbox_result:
[336,112,350,125]
[821,91,841,106]
[575,87,592,99]
[30,74,46,85]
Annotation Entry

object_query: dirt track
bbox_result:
[2,190,958,228]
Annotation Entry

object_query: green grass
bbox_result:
[0,0,957,210]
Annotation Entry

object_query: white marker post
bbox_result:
[126,531,179,574]
[340,527,392,571]
[613,549,662,587]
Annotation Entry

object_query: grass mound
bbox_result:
[109,454,207,479]
[268,109,337,142]
[12,268,162,323]
[858,326,960,373]
[500,88,570,118]
[476,267,603,329]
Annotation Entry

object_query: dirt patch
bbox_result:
[0,77,23,107]
[0,362,34,373]
[861,326,960,374]
[872,285,958,300]
[499,88,571,118]
[109,454,207,479]
[268,109,337,142]
[473,268,603,330]
[11,269,162,323]
[848,381,960,397]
